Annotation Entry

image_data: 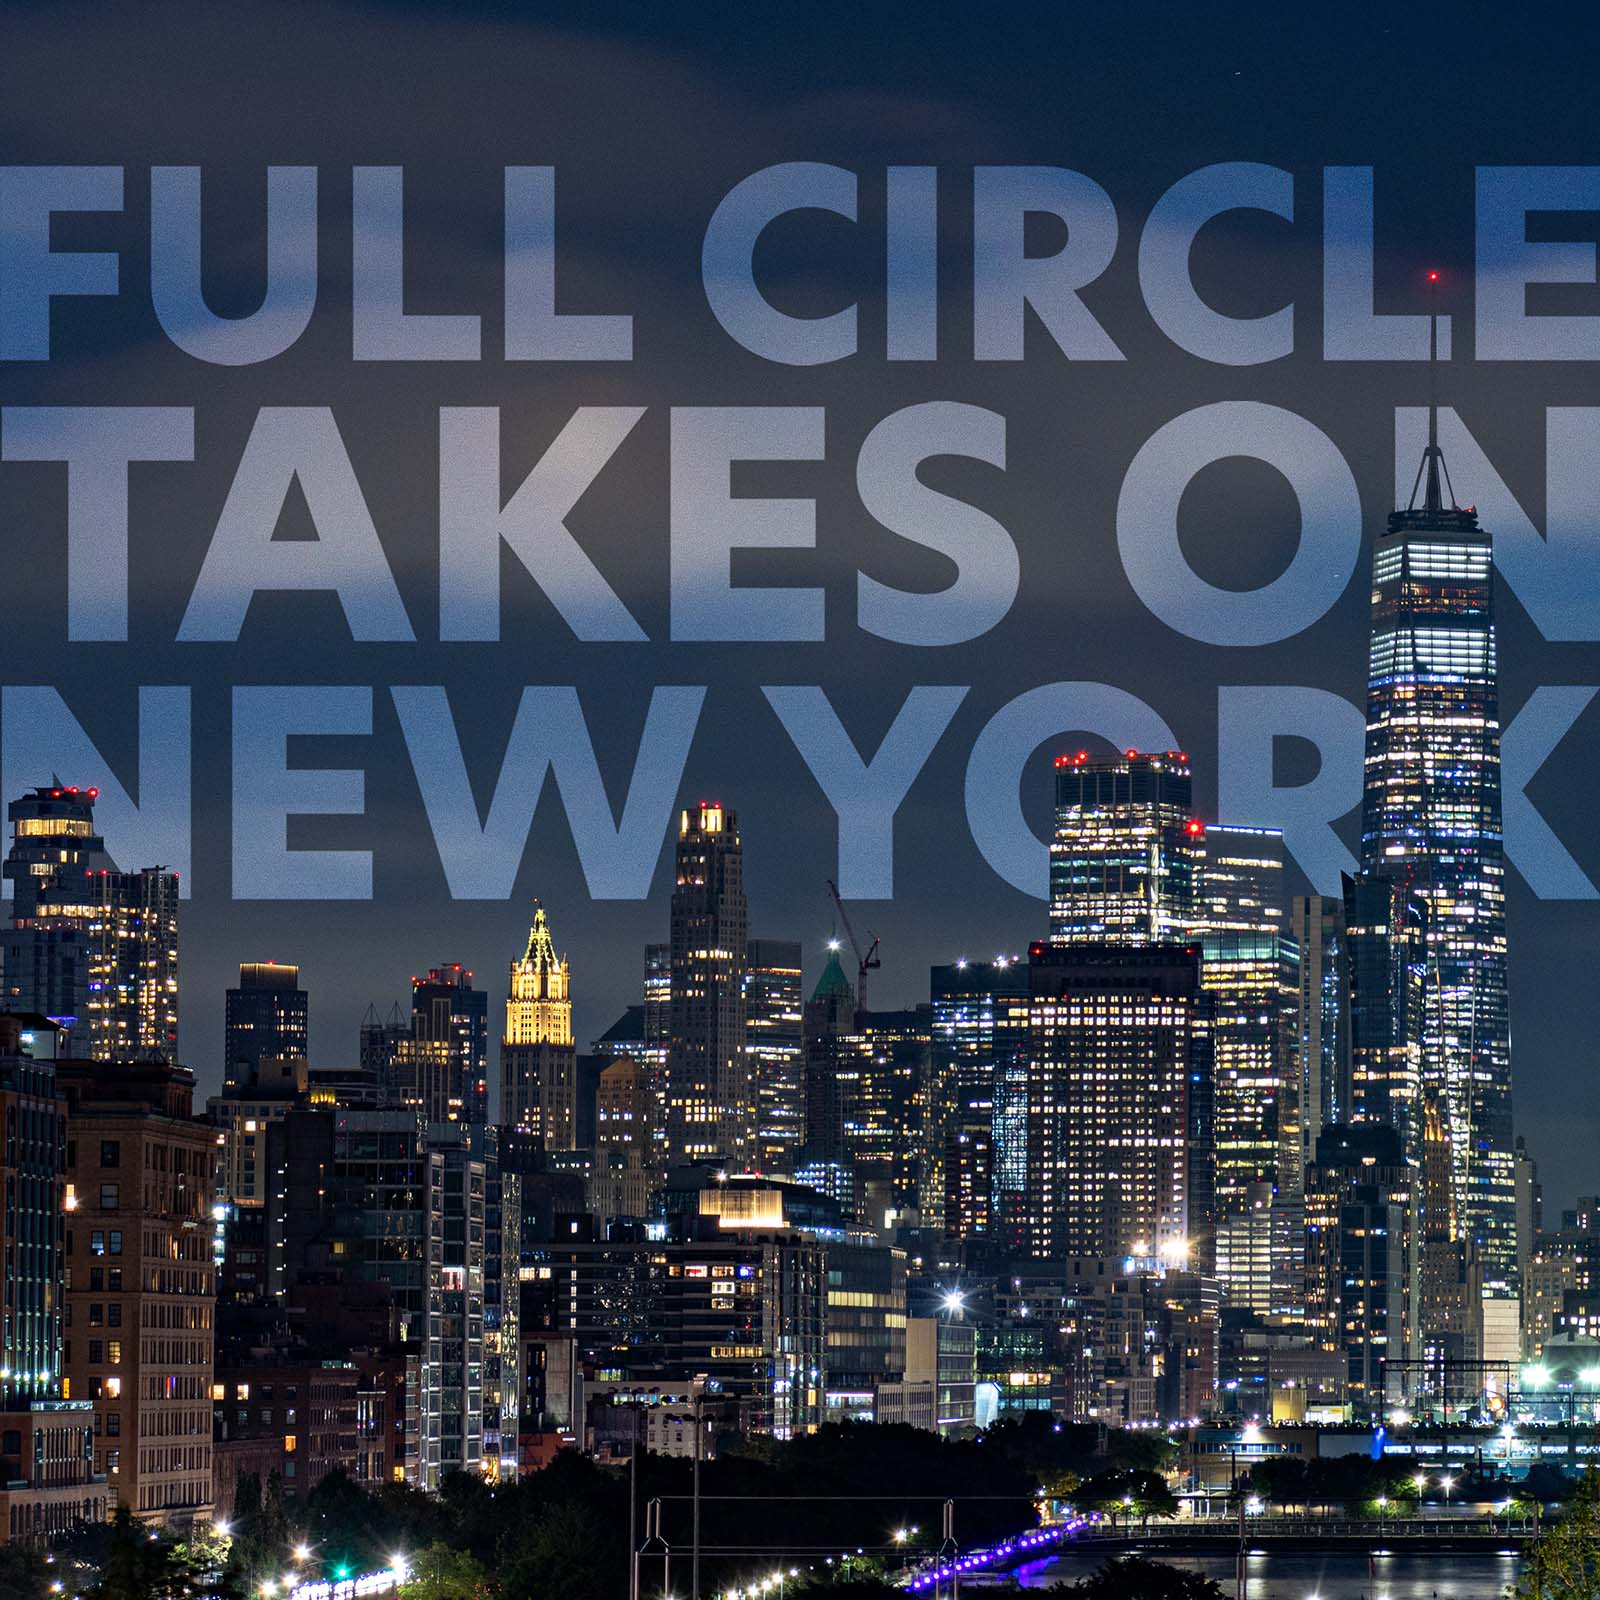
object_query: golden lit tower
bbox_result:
[501,902,576,1147]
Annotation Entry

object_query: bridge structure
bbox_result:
[1056,1513,1535,1555]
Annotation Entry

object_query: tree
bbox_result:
[89,1506,188,1600]
[1076,1469,1178,1530]
[0,1543,51,1600]
[498,1501,618,1600]
[1516,1467,1600,1600]
[1057,1556,1226,1598]
[398,1542,496,1600]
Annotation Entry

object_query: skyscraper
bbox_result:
[1358,386,1514,1293]
[663,803,750,1165]
[1049,751,1200,944]
[224,962,308,1089]
[1025,941,1205,1264]
[1043,752,1214,1267]
[502,903,576,1147]
[1,783,113,1031]
[746,938,804,1172]
[2,785,179,1060]
[930,958,1030,1243]
[801,948,856,1179]
[1303,1123,1415,1419]
[1191,825,1299,1224]
[399,963,489,1124]
[85,868,180,1061]
[1291,894,1351,1161]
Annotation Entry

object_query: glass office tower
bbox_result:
[1358,411,1515,1293]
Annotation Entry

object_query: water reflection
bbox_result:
[1013,1550,1520,1599]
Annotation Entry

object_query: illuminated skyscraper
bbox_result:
[1191,825,1299,1224]
[1358,382,1514,1293]
[1043,752,1213,1267]
[1,783,112,1031]
[1025,941,1205,1264]
[399,964,489,1124]
[746,938,804,1172]
[1049,751,1200,944]
[801,947,856,1179]
[225,962,308,1088]
[1291,894,1351,1163]
[930,958,1029,1244]
[663,804,750,1165]
[2,784,179,1060]
[502,903,576,1147]
[1303,1123,1415,1419]
[85,868,180,1062]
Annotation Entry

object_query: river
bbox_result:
[1007,1549,1523,1598]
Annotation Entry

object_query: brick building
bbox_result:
[60,1060,216,1527]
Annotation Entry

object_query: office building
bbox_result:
[746,938,804,1173]
[1026,941,1206,1264]
[224,963,308,1090]
[1291,895,1350,1163]
[377,964,490,1125]
[929,958,1029,1242]
[502,904,576,1148]
[1303,1123,1415,1419]
[1192,825,1299,1226]
[1357,403,1515,1293]
[663,804,750,1166]
[1048,751,1199,944]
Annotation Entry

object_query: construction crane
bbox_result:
[826,879,881,1012]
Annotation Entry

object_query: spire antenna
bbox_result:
[1408,269,1458,515]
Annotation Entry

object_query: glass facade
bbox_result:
[1359,461,1514,1293]
[1049,752,1198,944]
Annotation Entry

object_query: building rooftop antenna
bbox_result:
[1408,269,1459,515]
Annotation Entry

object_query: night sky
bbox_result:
[3,3,1599,1205]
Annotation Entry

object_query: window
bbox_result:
[100,1140,120,1168]
[89,1341,103,1364]
[107,1304,121,1328]
[105,1413,120,1437]
[107,1341,122,1365]
[108,1231,122,1255]
[89,1304,104,1327]
[99,1184,119,1211]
